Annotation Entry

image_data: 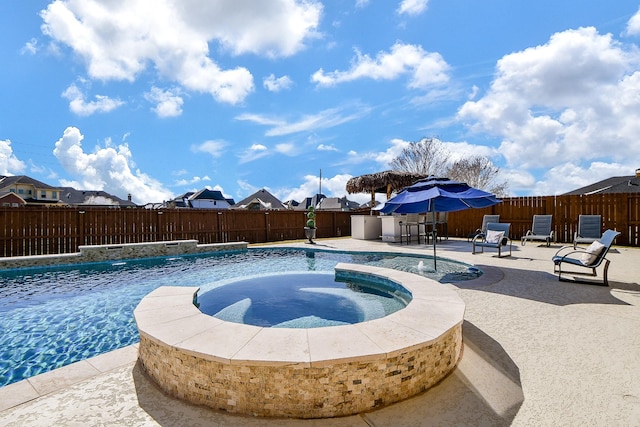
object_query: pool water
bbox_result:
[0,248,479,387]
[197,272,412,328]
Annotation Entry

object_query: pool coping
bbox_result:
[134,263,467,417]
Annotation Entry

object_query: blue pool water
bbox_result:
[197,272,412,327]
[0,248,479,387]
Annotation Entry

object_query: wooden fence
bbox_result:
[0,193,638,257]
[447,194,640,247]
[0,207,356,258]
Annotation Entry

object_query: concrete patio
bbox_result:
[1,237,639,426]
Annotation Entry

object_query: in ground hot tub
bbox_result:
[134,263,465,419]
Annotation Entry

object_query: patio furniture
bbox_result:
[468,214,500,241]
[418,212,437,244]
[472,222,512,257]
[399,214,421,244]
[436,211,448,241]
[573,215,602,249]
[552,229,620,286]
[521,214,554,247]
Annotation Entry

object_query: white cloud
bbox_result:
[236,105,371,136]
[62,83,124,116]
[317,144,338,151]
[263,74,294,92]
[275,142,297,155]
[458,27,640,194]
[0,139,27,175]
[21,38,39,55]
[238,143,270,164]
[145,87,184,118]
[174,175,211,186]
[625,7,640,36]
[397,0,428,16]
[52,127,174,204]
[276,173,355,203]
[355,0,370,8]
[40,0,322,104]
[191,140,227,158]
[312,42,449,89]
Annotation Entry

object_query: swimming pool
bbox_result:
[0,247,478,387]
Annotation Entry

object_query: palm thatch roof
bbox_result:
[346,170,426,212]
[346,170,426,196]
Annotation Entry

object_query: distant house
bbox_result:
[283,199,301,210]
[169,189,235,209]
[0,192,27,207]
[563,169,640,195]
[168,192,195,208]
[291,194,327,211]
[0,175,61,206]
[317,196,360,211]
[58,187,137,207]
[232,189,286,210]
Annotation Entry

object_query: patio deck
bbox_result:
[1,237,639,426]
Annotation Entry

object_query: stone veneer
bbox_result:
[0,240,247,269]
[134,263,465,419]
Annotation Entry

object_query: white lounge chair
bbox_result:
[468,214,500,242]
[472,222,512,257]
[573,215,601,249]
[521,215,553,247]
[553,229,620,286]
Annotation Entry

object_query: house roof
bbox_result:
[0,192,27,204]
[563,175,640,195]
[189,189,235,204]
[292,194,327,211]
[0,175,57,190]
[232,189,286,210]
[317,196,360,211]
[58,187,137,207]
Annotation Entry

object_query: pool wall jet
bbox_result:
[134,263,466,419]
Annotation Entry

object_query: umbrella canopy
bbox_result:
[380,177,501,214]
[379,177,502,269]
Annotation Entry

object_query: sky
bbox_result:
[1,1,640,206]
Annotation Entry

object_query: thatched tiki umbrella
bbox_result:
[346,170,426,213]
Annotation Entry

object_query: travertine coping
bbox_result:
[134,263,465,419]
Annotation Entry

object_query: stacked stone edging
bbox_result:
[0,240,247,269]
[134,264,465,418]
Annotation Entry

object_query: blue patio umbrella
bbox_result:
[380,177,502,269]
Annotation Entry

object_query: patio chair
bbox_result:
[467,214,500,241]
[472,222,512,257]
[573,215,601,249]
[521,215,554,247]
[552,229,620,286]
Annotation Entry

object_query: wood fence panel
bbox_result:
[1,197,637,258]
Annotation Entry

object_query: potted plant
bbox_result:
[304,206,316,244]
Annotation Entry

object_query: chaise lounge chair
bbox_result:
[573,215,601,249]
[552,229,620,286]
[521,214,554,247]
[472,222,512,257]
[468,214,500,242]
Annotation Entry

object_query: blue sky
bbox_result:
[1,1,639,206]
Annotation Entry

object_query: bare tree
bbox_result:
[446,155,509,197]
[389,137,450,177]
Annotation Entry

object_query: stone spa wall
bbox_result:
[134,263,465,419]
